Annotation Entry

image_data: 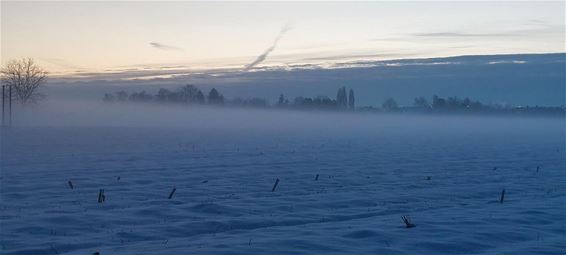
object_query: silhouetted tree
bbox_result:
[208,88,224,104]
[292,95,338,110]
[0,58,47,104]
[430,95,484,111]
[178,84,202,104]
[303,98,314,106]
[447,97,461,108]
[348,89,355,110]
[336,87,347,109]
[314,96,337,109]
[250,98,268,107]
[432,95,446,109]
[115,91,129,102]
[103,93,115,102]
[195,90,205,104]
[469,100,483,110]
[129,91,153,102]
[413,97,430,108]
[277,94,289,106]
[382,98,398,111]
[463,98,471,108]
[232,97,268,107]
[128,92,137,102]
[156,88,173,102]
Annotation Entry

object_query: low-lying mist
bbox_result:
[10,99,564,140]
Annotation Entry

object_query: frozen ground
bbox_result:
[1,105,565,254]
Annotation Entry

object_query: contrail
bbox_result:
[244,23,294,71]
[149,42,183,51]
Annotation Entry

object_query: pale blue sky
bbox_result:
[1,1,564,75]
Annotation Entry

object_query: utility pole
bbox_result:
[8,85,12,126]
[1,85,5,126]
[1,85,13,127]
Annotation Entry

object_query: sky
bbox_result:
[1,1,564,77]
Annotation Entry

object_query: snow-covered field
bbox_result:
[1,104,565,254]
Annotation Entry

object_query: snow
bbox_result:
[1,104,565,254]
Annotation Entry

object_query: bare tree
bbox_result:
[382,98,398,111]
[1,58,47,104]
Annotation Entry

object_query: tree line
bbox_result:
[360,95,565,115]
[103,85,357,110]
[103,84,493,112]
[103,85,564,116]
[104,85,270,108]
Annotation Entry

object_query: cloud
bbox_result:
[412,32,521,38]
[39,58,85,70]
[412,22,564,39]
[527,19,547,25]
[149,42,183,51]
[244,23,294,71]
[301,53,412,62]
[46,52,565,84]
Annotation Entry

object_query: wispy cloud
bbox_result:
[301,53,412,62]
[412,20,564,39]
[244,23,294,71]
[372,20,564,42]
[39,58,85,70]
[149,42,183,51]
[412,32,521,38]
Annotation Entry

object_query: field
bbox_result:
[1,106,565,254]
